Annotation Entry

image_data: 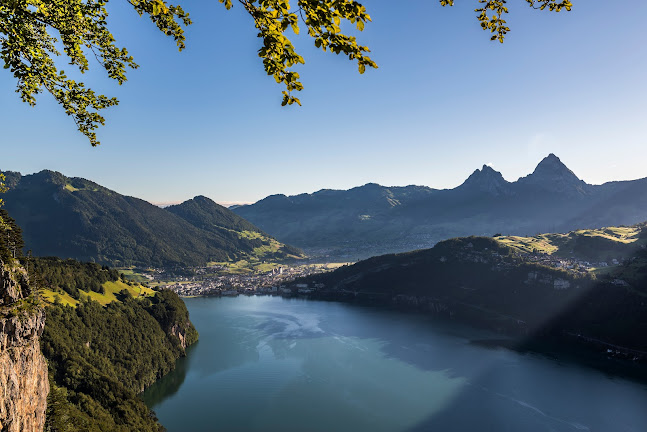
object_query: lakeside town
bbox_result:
[143,262,346,297]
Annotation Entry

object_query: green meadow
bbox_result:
[41,280,155,307]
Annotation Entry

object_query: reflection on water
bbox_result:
[144,296,647,432]
[140,343,194,407]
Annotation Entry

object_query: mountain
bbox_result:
[234,154,647,258]
[1,170,300,267]
[167,195,303,259]
[516,153,590,195]
[167,195,262,233]
[458,164,511,195]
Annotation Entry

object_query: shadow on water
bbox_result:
[405,358,647,432]
[470,337,647,385]
[313,301,647,386]
[188,297,647,388]
[140,342,197,407]
[405,385,587,432]
[335,308,647,432]
[297,300,647,431]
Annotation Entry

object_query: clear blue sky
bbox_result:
[1,0,646,205]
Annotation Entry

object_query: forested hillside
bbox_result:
[32,256,198,431]
[42,290,198,431]
[2,170,301,267]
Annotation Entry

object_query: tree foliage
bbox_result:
[29,256,120,299]
[0,209,24,263]
[0,173,6,229]
[42,290,198,430]
[441,1,572,43]
[1,0,572,145]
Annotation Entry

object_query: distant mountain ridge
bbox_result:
[1,170,301,267]
[234,154,647,258]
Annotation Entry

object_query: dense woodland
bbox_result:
[29,255,199,431]
[29,256,121,299]
[42,292,198,431]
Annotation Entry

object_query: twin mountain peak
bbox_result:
[459,153,587,196]
[256,154,590,205]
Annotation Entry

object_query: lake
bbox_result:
[142,296,647,432]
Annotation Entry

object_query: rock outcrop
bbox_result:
[168,319,199,352]
[0,263,48,432]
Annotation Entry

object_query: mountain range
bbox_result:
[233,154,647,258]
[1,170,301,267]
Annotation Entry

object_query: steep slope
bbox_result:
[42,288,197,432]
[167,196,302,259]
[1,171,299,267]
[457,164,512,196]
[515,153,591,196]
[0,260,48,432]
[234,154,647,257]
[1,207,198,431]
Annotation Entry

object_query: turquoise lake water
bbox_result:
[142,296,647,432]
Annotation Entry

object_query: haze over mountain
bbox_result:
[1,170,301,267]
[234,154,647,258]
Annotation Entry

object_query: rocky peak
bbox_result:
[517,154,590,195]
[459,165,511,195]
[533,153,579,179]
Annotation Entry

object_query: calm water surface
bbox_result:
[142,296,647,432]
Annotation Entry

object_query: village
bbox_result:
[525,253,618,273]
[151,263,337,297]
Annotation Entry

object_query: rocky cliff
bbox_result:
[0,264,48,432]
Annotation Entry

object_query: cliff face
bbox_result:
[168,319,199,351]
[0,264,49,432]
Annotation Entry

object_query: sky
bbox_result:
[1,0,646,205]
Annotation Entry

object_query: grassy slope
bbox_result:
[166,196,305,264]
[496,224,645,260]
[203,230,305,274]
[236,229,303,260]
[40,280,155,307]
